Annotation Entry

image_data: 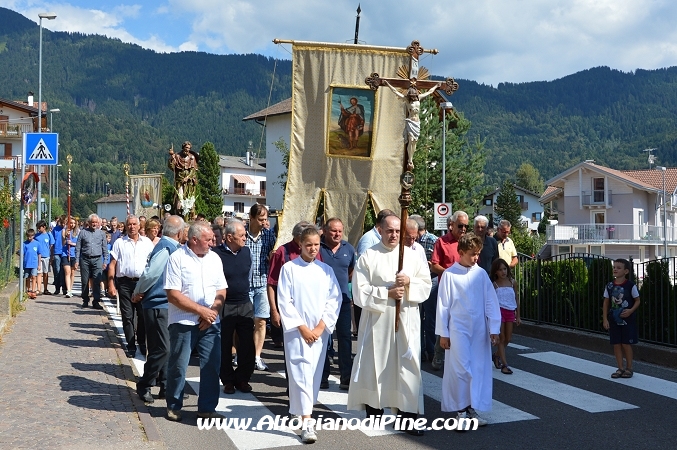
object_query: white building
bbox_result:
[479,184,544,230]
[219,154,267,218]
[242,98,291,212]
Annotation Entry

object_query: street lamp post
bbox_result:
[658,166,668,259]
[48,108,60,222]
[37,12,56,222]
[440,102,454,204]
[19,12,56,301]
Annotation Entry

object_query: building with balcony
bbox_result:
[479,184,544,230]
[540,160,677,261]
[219,154,267,218]
[0,95,46,187]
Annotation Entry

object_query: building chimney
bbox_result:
[246,151,251,166]
[28,91,34,107]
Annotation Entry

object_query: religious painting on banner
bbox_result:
[130,174,162,219]
[328,87,375,158]
[276,40,418,247]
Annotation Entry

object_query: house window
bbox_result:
[234,202,245,213]
[558,245,571,254]
[532,212,542,221]
[593,178,605,202]
[590,245,603,255]
[235,182,245,194]
[484,198,492,206]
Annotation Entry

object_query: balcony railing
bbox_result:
[582,190,613,206]
[0,122,34,138]
[546,224,677,243]
[223,187,266,197]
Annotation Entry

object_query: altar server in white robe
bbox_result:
[436,233,501,426]
[277,226,341,444]
[347,215,431,436]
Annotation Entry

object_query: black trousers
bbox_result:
[137,307,169,393]
[220,302,255,385]
[118,277,146,352]
[79,256,102,304]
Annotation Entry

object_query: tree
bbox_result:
[195,142,222,220]
[494,179,524,232]
[410,97,486,227]
[515,162,545,194]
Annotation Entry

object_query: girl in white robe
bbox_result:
[436,233,501,425]
[277,227,341,442]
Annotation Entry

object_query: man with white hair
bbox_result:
[404,218,427,264]
[108,215,155,358]
[474,215,499,274]
[164,221,227,422]
[75,214,109,309]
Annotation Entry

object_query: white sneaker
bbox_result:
[65,292,73,298]
[255,357,268,371]
[301,425,317,444]
[465,407,488,426]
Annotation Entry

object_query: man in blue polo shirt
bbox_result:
[319,217,356,390]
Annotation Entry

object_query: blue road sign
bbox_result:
[24,132,58,165]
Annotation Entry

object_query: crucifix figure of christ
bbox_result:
[365,40,459,332]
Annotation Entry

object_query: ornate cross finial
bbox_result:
[123,162,130,177]
[66,154,72,165]
[141,161,148,174]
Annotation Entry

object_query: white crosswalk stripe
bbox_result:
[521,351,677,400]
[421,371,539,424]
[186,378,303,449]
[275,370,399,437]
[493,367,637,412]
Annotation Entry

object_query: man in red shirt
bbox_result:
[429,210,469,370]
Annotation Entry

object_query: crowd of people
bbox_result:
[20,204,637,444]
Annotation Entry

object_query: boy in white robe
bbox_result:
[436,233,501,426]
[277,227,341,444]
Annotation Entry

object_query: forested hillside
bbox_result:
[2,6,677,214]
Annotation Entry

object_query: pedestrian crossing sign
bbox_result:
[24,132,58,165]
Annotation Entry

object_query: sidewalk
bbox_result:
[0,275,164,449]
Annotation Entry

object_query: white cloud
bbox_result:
[4,0,677,84]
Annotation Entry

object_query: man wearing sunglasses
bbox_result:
[429,210,469,370]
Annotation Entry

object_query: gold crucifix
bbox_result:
[365,40,459,332]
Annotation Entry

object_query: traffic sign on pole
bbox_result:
[434,202,452,231]
[24,132,58,165]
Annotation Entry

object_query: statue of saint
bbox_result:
[168,141,198,217]
[384,79,441,171]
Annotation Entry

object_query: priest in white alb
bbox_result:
[347,215,431,436]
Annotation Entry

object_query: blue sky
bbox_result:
[3,0,677,86]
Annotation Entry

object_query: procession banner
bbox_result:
[130,174,162,219]
[277,41,409,247]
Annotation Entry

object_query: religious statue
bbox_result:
[383,79,441,171]
[168,141,198,218]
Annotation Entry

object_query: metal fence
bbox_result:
[0,216,17,288]
[516,253,677,348]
